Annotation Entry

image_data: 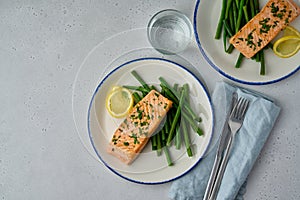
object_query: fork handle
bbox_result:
[208,135,234,200]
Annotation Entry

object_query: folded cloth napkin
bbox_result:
[169,81,281,200]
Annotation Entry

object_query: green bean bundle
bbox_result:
[124,70,203,166]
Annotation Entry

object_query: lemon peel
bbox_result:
[105,86,133,118]
[283,26,300,37]
[273,35,300,58]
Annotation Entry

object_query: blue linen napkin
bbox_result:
[169,81,281,200]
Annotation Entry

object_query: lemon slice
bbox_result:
[105,86,133,118]
[273,36,300,58]
[283,26,300,37]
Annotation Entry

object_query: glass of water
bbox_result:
[147,9,193,55]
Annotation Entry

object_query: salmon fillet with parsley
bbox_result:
[107,90,173,165]
[230,0,300,58]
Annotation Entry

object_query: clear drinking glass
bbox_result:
[147,9,193,55]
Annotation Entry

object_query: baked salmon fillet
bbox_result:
[107,90,173,165]
[230,0,300,58]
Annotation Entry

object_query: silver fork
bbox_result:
[208,97,250,200]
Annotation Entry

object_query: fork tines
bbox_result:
[231,97,250,120]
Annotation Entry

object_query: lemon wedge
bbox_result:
[273,36,300,58]
[105,86,133,118]
[283,26,300,37]
[273,26,300,58]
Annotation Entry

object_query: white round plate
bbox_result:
[87,57,213,184]
[193,0,300,85]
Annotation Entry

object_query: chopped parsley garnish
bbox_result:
[246,29,257,51]
[259,18,271,34]
[130,133,140,144]
[285,18,289,25]
[140,121,149,126]
[112,137,118,145]
[164,103,168,109]
[270,2,279,13]
[257,39,263,47]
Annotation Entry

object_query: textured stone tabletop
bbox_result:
[0,0,299,199]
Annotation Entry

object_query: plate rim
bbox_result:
[193,0,300,85]
[87,57,215,184]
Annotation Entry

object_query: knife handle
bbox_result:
[203,153,222,200]
[208,135,233,200]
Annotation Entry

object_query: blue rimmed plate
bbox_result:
[87,57,213,184]
[193,0,300,85]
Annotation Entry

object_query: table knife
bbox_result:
[203,92,238,200]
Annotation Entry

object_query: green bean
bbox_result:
[181,119,193,157]
[159,78,178,98]
[173,83,179,91]
[131,70,151,92]
[183,103,199,121]
[123,85,138,90]
[182,111,203,136]
[257,55,261,62]
[161,127,166,142]
[215,0,227,39]
[173,103,202,131]
[175,125,181,150]
[225,0,233,20]
[245,0,250,6]
[254,0,259,13]
[233,0,238,27]
[151,134,157,150]
[170,83,202,135]
[159,77,198,120]
[260,50,265,75]
[181,84,201,122]
[243,5,249,22]
[160,85,179,105]
[163,146,173,166]
[157,132,162,156]
[229,4,235,32]
[166,84,186,146]
[223,26,228,51]
[132,92,142,104]
[182,84,193,157]
[236,0,245,33]
[235,53,244,68]
[184,82,190,101]
[123,85,150,93]
[235,0,239,9]
[250,0,255,17]
[165,112,173,134]
[223,20,234,37]
[226,44,235,54]
[150,85,157,91]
